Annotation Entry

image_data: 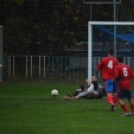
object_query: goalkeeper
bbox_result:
[63,76,106,100]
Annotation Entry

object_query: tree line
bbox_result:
[0,0,134,56]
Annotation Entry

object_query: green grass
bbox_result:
[0,79,134,134]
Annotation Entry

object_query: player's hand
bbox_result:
[111,78,114,83]
[86,79,90,83]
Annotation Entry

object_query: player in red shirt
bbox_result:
[96,48,118,111]
[113,56,134,116]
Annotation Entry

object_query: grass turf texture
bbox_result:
[0,79,134,134]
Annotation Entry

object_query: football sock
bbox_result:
[130,104,134,113]
[121,104,129,113]
[107,95,113,105]
[113,94,117,108]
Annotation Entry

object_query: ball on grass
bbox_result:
[51,89,58,96]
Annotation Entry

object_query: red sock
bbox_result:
[113,94,117,108]
[121,104,129,113]
[107,95,113,105]
[130,104,134,113]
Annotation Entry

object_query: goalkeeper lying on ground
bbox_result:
[63,76,106,100]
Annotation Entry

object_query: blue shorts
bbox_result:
[105,79,117,93]
[118,89,132,99]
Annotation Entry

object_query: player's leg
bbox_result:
[112,93,117,108]
[67,89,81,97]
[128,98,134,115]
[118,99,130,115]
[96,88,104,98]
[90,90,100,98]
[126,90,134,115]
[113,80,118,109]
[75,84,94,99]
[81,84,95,99]
[105,80,114,111]
[72,89,81,96]
[118,90,131,116]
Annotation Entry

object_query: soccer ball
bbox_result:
[51,89,58,96]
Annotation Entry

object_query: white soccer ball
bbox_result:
[51,89,58,96]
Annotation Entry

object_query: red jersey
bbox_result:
[97,56,118,81]
[114,63,134,90]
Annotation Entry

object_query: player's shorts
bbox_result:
[105,79,117,93]
[117,89,132,99]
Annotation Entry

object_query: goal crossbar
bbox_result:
[88,21,134,80]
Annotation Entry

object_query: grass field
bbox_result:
[0,79,134,134]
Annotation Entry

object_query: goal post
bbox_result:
[88,21,134,80]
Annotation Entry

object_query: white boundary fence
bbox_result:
[8,56,134,79]
[8,56,47,78]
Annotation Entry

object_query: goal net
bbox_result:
[88,21,134,80]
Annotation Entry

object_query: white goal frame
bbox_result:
[88,21,134,80]
[83,0,121,4]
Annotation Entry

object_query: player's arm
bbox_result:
[96,60,103,71]
[128,67,134,78]
[130,70,134,79]
[112,68,119,82]
[96,64,101,71]
[133,72,134,78]
[85,79,92,85]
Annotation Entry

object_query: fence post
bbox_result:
[39,56,41,78]
[26,56,28,78]
[30,56,32,78]
[44,56,45,78]
[13,56,15,78]
[8,56,11,78]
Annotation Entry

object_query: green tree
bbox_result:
[1,0,134,56]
